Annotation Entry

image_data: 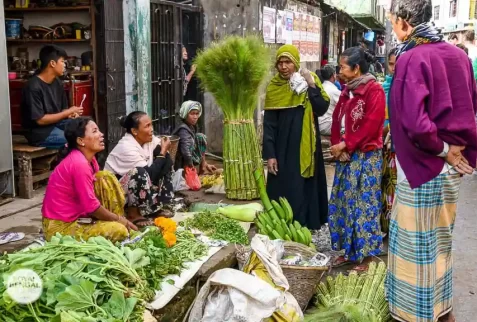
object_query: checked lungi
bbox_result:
[386,173,461,322]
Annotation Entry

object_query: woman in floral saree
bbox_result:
[328,47,386,271]
[105,111,174,227]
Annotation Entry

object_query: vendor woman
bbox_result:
[105,111,174,227]
[263,44,330,230]
[42,117,137,242]
[172,101,217,174]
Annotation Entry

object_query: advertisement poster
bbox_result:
[285,10,294,44]
[276,10,286,44]
[299,14,308,60]
[263,7,276,43]
[292,12,302,53]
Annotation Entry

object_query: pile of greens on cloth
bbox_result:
[0,234,153,322]
[0,228,209,322]
[180,211,250,245]
[127,228,208,290]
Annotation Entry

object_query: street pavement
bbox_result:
[453,174,477,321]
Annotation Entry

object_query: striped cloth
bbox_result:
[386,173,461,322]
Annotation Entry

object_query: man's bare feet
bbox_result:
[439,311,455,322]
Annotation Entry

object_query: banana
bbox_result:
[302,227,312,245]
[260,213,273,228]
[272,229,283,240]
[284,234,292,241]
[280,197,294,222]
[256,221,267,235]
[268,208,281,223]
[297,230,307,245]
[274,220,285,238]
[289,223,298,242]
[281,219,291,237]
[294,220,302,231]
[271,200,286,221]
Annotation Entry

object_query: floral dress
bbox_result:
[328,150,384,262]
[119,166,174,217]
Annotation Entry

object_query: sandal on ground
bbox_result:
[0,232,25,245]
[332,256,350,268]
[131,218,155,228]
[348,264,369,273]
[156,209,174,218]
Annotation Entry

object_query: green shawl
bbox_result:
[264,45,329,178]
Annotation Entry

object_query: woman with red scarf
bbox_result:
[328,46,386,272]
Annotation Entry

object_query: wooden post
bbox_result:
[17,153,33,199]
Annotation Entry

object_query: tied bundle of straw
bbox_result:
[194,35,271,200]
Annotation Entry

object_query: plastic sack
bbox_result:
[185,167,201,191]
[172,169,189,192]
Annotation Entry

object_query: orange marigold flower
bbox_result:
[163,232,177,247]
[154,217,177,233]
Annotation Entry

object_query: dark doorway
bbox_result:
[150,0,202,136]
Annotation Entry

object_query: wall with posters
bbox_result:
[199,0,323,153]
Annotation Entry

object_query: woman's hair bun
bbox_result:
[119,115,128,128]
[363,50,375,63]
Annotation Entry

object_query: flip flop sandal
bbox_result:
[131,218,155,228]
[0,232,25,245]
[348,264,369,273]
[332,256,350,268]
[157,210,174,218]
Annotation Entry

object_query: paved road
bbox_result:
[453,175,477,321]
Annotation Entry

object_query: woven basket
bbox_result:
[235,241,328,310]
[159,135,180,163]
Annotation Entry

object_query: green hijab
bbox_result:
[264,45,329,178]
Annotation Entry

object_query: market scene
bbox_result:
[0,0,477,321]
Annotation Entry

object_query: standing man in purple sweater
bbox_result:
[386,1,477,322]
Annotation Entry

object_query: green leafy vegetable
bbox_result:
[181,211,249,245]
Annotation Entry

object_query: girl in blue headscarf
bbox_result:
[172,101,217,174]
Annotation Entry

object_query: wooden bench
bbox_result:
[12,144,58,199]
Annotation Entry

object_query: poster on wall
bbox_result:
[263,7,276,43]
[276,10,287,44]
[300,14,308,60]
[293,12,302,53]
[285,10,294,44]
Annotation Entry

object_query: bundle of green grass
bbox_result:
[304,262,392,322]
[194,35,271,200]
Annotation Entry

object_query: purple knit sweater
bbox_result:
[390,42,477,189]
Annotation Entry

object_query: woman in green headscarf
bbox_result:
[263,45,330,230]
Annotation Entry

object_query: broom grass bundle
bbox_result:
[305,261,392,322]
[194,35,271,200]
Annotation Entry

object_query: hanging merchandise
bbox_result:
[194,36,270,200]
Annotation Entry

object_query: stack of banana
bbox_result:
[255,197,314,247]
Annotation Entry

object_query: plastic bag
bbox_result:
[185,167,201,191]
[172,169,189,192]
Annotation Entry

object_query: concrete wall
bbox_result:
[200,0,323,154]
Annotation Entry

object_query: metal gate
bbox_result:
[150,0,201,135]
[95,0,127,161]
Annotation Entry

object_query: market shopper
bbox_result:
[172,101,217,174]
[387,1,477,321]
[380,47,397,234]
[263,44,330,230]
[105,111,175,227]
[318,64,341,136]
[328,46,386,271]
[21,45,83,148]
[42,117,137,242]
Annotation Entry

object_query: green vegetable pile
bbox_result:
[128,228,208,290]
[0,234,154,322]
[181,212,249,245]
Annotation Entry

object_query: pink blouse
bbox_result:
[42,149,101,222]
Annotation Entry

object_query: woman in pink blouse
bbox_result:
[42,117,137,242]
